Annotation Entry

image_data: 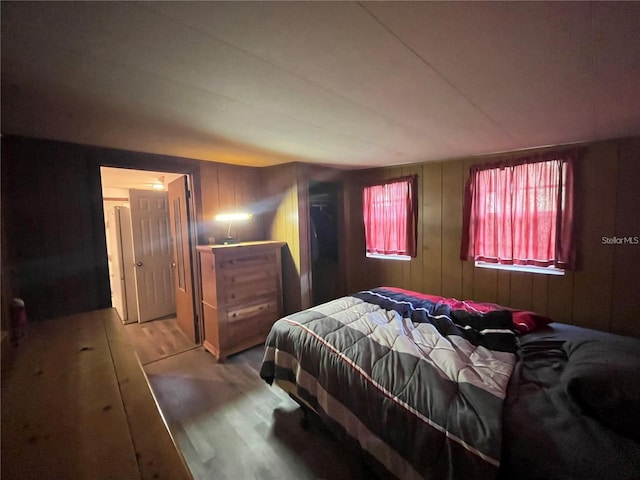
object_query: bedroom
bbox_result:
[1,2,639,480]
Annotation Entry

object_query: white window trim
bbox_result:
[366,253,412,261]
[475,261,565,276]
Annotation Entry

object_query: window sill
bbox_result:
[474,261,565,276]
[366,253,411,261]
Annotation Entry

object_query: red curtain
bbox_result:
[461,152,576,269]
[363,176,417,257]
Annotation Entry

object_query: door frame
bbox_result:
[174,174,203,343]
[99,165,203,343]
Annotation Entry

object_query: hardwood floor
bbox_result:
[2,311,366,480]
[124,316,197,365]
[0,309,191,480]
[142,345,367,480]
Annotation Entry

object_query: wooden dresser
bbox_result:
[197,241,285,361]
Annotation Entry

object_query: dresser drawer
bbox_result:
[226,297,278,322]
[226,309,279,346]
[218,252,277,271]
[224,281,279,305]
[222,264,278,286]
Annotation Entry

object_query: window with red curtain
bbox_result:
[460,151,577,272]
[363,176,418,259]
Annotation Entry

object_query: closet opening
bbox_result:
[308,181,341,306]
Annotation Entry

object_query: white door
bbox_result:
[107,207,126,321]
[117,206,139,324]
[168,176,197,343]
[129,189,176,322]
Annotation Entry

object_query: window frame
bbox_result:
[461,151,577,273]
[362,175,418,260]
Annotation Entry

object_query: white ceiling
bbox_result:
[100,166,183,193]
[2,2,639,169]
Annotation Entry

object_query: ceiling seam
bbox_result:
[357,1,516,142]
[134,2,456,153]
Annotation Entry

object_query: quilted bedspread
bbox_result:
[260,288,517,480]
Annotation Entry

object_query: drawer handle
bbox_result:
[232,312,238,318]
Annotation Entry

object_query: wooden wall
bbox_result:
[261,162,349,315]
[199,162,264,244]
[4,134,637,338]
[1,138,110,322]
[345,137,640,338]
[262,163,307,314]
[1,136,267,322]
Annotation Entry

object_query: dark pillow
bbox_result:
[381,287,552,333]
[430,297,551,333]
[561,337,640,442]
[510,310,552,333]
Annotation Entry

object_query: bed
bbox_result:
[260,287,640,480]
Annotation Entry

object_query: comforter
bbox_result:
[500,323,640,480]
[260,288,518,480]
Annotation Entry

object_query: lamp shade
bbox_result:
[214,213,253,222]
[213,212,253,244]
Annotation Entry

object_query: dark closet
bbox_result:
[309,181,341,306]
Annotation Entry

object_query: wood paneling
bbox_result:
[262,163,303,314]
[1,138,111,321]
[1,136,266,322]
[531,274,549,318]
[440,160,464,300]
[611,138,640,337]
[199,163,264,244]
[420,163,442,294]
[547,272,574,325]
[571,142,619,331]
[399,165,419,291]
[345,137,640,337]
[509,272,533,312]
[460,158,476,301]
[3,134,639,338]
[261,163,348,314]
[296,164,312,308]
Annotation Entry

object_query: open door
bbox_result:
[168,176,197,343]
[129,189,176,322]
[107,206,138,324]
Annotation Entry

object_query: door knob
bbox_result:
[136,261,143,267]
[171,262,176,268]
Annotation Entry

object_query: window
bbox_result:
[363,176,418,260]
[461,151,577,273]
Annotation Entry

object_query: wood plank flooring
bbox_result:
[3,310,367,480]
[124,316,197,365]
[143,345,367,480]
[1,309,192,480]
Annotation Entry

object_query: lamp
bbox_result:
[213,212,253,244]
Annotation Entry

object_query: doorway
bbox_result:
[100,167,199,345]
[309,181,341,305]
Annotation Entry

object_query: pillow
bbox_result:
[561,337,640,442]
[510,310,552,333]
[381,286,551,333]
[450,299,551,333]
